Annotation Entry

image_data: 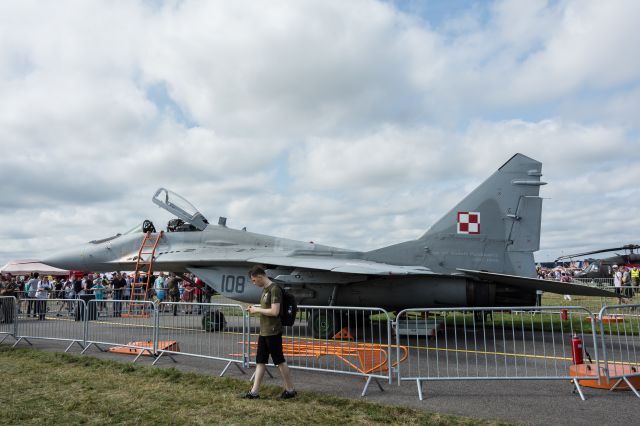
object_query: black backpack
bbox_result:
[276,285,297,327]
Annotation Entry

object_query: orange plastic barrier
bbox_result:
[570,363,640,390]
[240,339,408,374]
[585,315,625,324]
[332,327,354,340]
[108,340,180,356]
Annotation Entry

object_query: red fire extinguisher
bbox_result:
[571,334,583,365]
[561,309,568,321]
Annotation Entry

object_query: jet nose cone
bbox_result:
[42,247,86,271]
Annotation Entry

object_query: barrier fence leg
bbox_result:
[609,378,624,392]
[220,361,233,377]
[12,337,32,348]
[0,334,14,345]
[220,362,247,377]
[81,342,106,354]
[152,351,177,365]
[234,362,247,375]
[417,379,424,401]
[622,377,640,398]
[573,379,586,401]
[132,348,157,363]
[64,340,85,353]
[361,376,384,397]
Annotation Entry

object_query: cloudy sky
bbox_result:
[1,0,639,268]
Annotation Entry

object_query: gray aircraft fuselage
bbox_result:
[43,218,531,310]
[44,154,614,310]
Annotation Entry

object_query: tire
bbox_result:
[202,310,226,332]
[307,310,341,339]
[346,310,371,330]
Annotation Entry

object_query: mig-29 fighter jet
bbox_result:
[43,153,615,333]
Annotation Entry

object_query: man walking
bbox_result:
[242,265,296,400]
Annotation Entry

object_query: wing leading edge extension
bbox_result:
[248,256,434,275]
[458,269,618,298]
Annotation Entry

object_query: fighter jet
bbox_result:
[43,154,615,321]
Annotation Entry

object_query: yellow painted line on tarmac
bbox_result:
[403,342,573,362]
[46,316,156,330]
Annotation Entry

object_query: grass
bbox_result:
[0,347,511,426]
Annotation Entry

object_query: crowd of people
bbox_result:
[536,266,579,282]
[0,271,214,319]
[537,264,640,299]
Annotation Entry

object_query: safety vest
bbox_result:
[632,268,640,279]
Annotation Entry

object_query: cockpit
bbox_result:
[89,188,208,244]
[152,188,209,232]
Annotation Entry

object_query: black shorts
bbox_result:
[256,334,285,365]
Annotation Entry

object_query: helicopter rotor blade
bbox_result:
[554,244,640,262]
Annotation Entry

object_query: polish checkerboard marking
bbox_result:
[457,212,480,234]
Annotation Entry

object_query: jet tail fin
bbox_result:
[422,153,544,245]
[421,153,545,276]
[366,153,545,277]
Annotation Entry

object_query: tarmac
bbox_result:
[3,308,640,426]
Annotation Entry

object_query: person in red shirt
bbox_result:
[181,280,194,314]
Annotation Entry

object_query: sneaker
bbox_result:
[278,390,297,400]
[240,391,259,399]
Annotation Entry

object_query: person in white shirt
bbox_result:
[613,265,623,299]
[25,273,40,317]
[35,277,52,320]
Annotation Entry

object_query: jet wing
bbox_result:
[458,269,619,298]
[248,255,434,275]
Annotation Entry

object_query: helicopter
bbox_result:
[555,244,640,279]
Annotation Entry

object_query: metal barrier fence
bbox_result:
[83,300,157,361]
[572,278,615,287]
[541,286,638,315]
[602,285,640,299]
[10,298,86,351]
[395,306,600,400]
[6,299,640,400]
[597,304,640,397]
[155,302,248,375]
[0,296,17,344]
[245,306,395,396]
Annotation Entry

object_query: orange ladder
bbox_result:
[122,231,164,318]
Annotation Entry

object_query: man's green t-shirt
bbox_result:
[259,283,282,336]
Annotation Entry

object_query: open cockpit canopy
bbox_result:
[90,189,208,244]
[152,188,209,231]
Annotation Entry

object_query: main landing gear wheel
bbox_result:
[307,310,342,339]
[202,310,226,332]
[346,310,372,328]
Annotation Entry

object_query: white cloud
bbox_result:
[0,0,639,268]
[139,0,427,137]
[288,125,453,191]
[460,119,629,174]
[509,0,640,101]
